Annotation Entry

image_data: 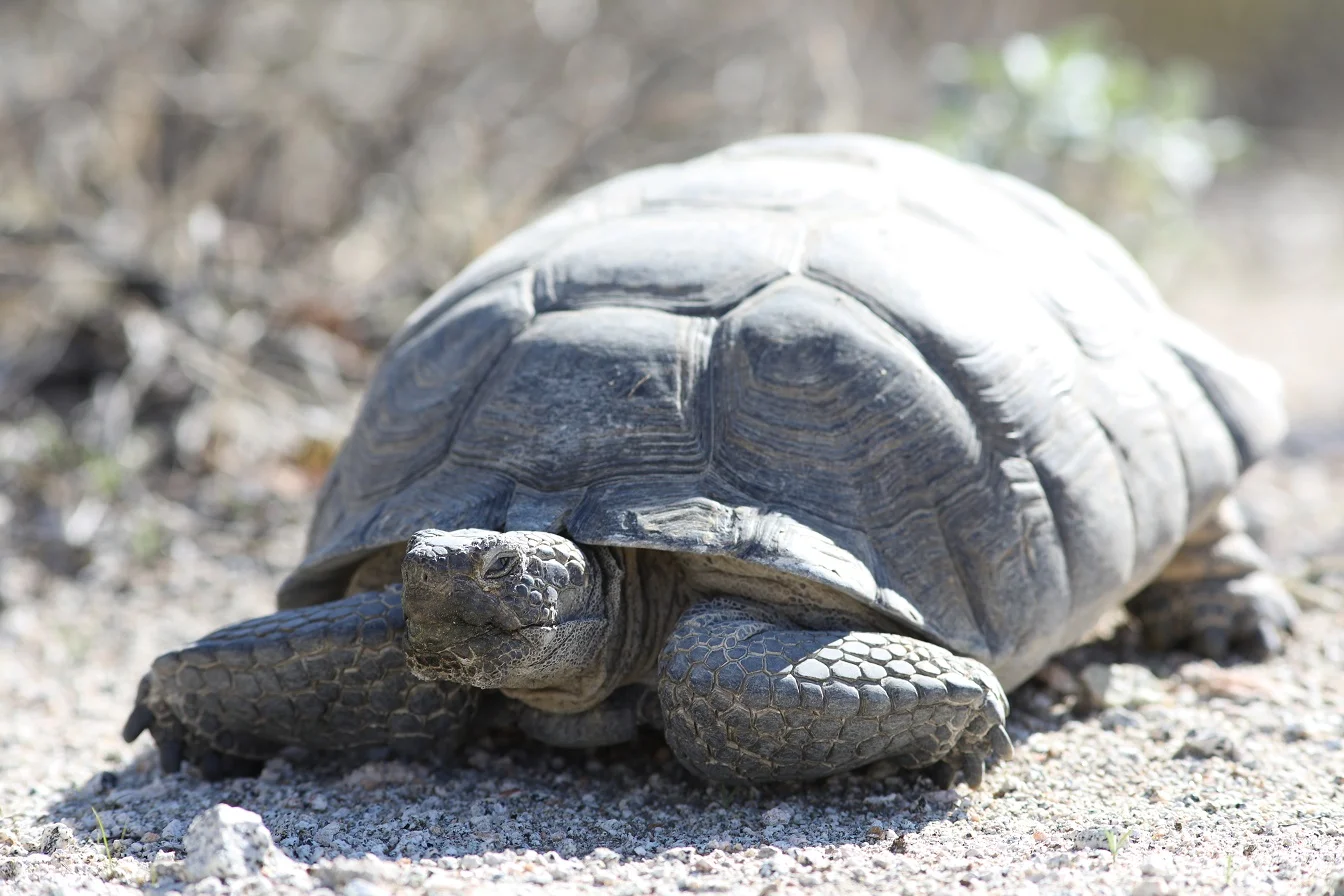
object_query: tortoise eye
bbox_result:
[483,553,518,579]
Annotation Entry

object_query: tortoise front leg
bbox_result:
[657,599,1012,786]
[123,585,479,780]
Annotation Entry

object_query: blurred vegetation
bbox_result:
[1093,0,1344,128]
[920,19,1248,254]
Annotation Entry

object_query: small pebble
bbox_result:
[925,789,959,806]
[149,849,183,883]
[1098,707,1145,730]
[1142,853,1177,880]
[343,879,389,896]
[1037,662,1080,696]
[38,823,75,854]
[1080,663,1164,710]
[1175,730,1241,761]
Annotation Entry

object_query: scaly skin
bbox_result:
[1128,498,1298,659]
[122,586,478,779]
[658,598,1013,785]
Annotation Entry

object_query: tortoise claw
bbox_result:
[961,753,985,789]
[122,702,154,744]
[1193,627,1230,660]
[122,674,156,743]
[122,674,188,774]
[158,737,184,774]
[1246,619,1282,660]
[198,750,224,781]
[945,722,1011,789]
[929,761,957,790]
[988,724,1014,761]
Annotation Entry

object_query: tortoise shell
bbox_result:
[278,133,1284,689]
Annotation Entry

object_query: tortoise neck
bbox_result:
[608,547,695,689]
[550,545,672,709]
[500,545,690,714]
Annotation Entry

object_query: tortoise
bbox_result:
[123,133,1296,786]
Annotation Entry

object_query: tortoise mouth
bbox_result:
[404,624,557,687]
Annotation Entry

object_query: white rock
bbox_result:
[143,849,181,884]
[1080,663,1164,710]
[591,847,621,865]
[1142,852,1177,881]
[1310,867,1344,896]
[315,822,343,847]
[38,823,75,854]
[182,803,281,883]
[1132,880,1173,896]
[343,879,390,896]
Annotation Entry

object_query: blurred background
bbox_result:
[1,0,1341,611]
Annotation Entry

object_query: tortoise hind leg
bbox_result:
[657,598,1012,786]
[123,585,480,779]
[1129,497,1298,659]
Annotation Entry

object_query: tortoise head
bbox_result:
[400,529,609,701]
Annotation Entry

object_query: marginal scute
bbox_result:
[281,466,515,609]
[305,274,534,552]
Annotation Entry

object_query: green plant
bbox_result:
[130,517,167,563]
[1104,826,1132,865]
[1225,853,1234,887]
[82,453,126,499]
[90,807,114,879]
[919,18,1248,256]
